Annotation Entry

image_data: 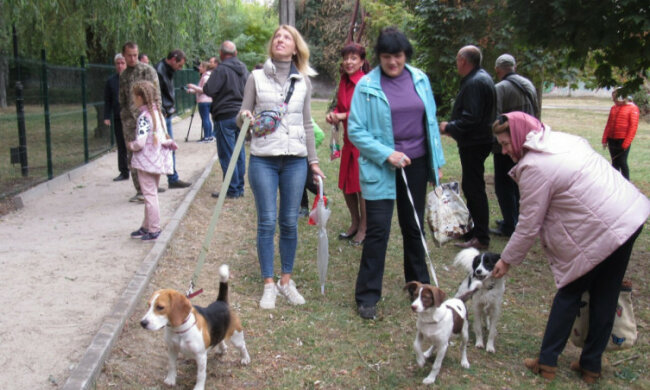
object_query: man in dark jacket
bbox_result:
[155,50,191,189]
[440,45,496,249]
[491,54,539,237]
[204,41,250,199]
[104,53,128,181]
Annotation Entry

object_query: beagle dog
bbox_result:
[405,282,470,385]
[140,265,250,390]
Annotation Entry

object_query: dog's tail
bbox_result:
[453,248,480,272]
[217,264,229,303]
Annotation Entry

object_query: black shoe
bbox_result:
[158,187,166,193]
[338,230,357,240]
[113,173,129,181]
[130,227,148,238]
[168,179,191,189]
[489,226,512,237]
[211,191,241,199]
[357,305,377,320]
[141,231,161,241]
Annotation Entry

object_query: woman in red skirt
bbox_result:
[326,43,370,246]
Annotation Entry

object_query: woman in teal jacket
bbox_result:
[348,27,445,319]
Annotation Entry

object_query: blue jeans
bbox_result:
[165,116,179,184]
[198,103,213,139]
[215,116,245,196]
[248,155,307,279]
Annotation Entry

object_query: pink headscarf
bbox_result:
[503,112,544,160]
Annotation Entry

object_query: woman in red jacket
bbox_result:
[602,89,640,180]
[326,43,370,245]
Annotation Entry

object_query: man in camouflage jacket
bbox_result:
[118,41,162,201]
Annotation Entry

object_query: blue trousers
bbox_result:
[248,155,307,279]
[215,116,245,196]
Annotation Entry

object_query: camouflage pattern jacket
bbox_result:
[118,62,161,141]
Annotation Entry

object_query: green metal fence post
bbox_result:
[81,56,89,163]
[42,49,53,179]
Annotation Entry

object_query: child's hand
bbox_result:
[166,140,179,151]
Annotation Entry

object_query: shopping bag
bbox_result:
[426,182,473,246]
[570,280,637,351]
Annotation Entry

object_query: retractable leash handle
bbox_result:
[186,117,251,298]
[400,167,439,287]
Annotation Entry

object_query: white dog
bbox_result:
[454,248,505,353]
[405,281,470,385]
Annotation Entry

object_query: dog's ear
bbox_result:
[431,287,447,307]
[168,292,192,327]
[404,281,421,299]
[485,252,502,267]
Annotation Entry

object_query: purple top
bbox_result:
[381,68,427,159]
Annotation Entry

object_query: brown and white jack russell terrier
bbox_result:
[140,264,250,390]
[405,281,471,385]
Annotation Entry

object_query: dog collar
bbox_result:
[173,314,196,334]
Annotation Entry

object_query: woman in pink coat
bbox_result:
[491,112,649,384]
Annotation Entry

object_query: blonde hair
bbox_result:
[132,80,167,144]
[268,25,317,77]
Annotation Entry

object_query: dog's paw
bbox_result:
[475,339,485,349]
[164,374,176,386]
[241,354,251,365]
[486,342,496,353]
[461,359,470,369]
[422,375,437,385]
[423,347,434,359]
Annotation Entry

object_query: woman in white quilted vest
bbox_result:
[239,25,325,310]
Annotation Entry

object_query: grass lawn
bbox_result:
[96,97,649,389]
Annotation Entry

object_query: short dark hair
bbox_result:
[122,41,138,54]
[374,27,413,61]
[167,49,186,62]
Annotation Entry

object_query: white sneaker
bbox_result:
[259,283,278,309]
[277,279,306,305]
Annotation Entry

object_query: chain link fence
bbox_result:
[0,52,198,199]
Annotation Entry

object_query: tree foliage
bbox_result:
[295,0,359,81]
[414,0,578,117]
[506,0,650,94]
[0,0,277,68]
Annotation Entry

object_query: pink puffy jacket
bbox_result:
[129,106,175,175]
[501,127,649,288]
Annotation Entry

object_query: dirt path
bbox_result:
[0,116,216,389]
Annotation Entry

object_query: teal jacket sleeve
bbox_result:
[347,81,394,166]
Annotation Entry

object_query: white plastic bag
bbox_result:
[426,182,473,247]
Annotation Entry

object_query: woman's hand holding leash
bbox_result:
[388,151,411,169]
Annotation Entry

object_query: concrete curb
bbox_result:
[62,152,219,390]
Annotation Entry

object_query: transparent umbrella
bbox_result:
[314,176,330,294]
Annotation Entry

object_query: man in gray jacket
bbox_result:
[204,41,250,199]
[491,54,539,237]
